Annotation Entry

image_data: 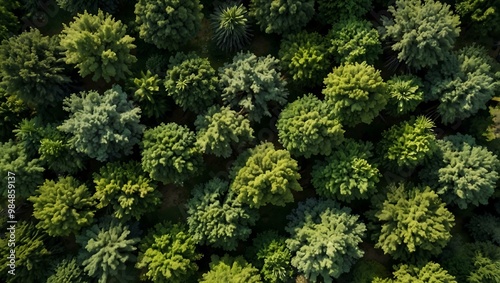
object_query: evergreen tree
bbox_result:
[60,10,137,82]
[134,0,203,50]
[195,105,254,158]
[377,262,457,282]
[249,0,314,34]
[210,2,252,52]
[186,178,259,251]
[219,52,288,123]
[46,257,90,283]
[322,62,388,126]
[380,0,460,70]
[317,0,372,25]
[58,85,144,162]
[277,94,344,158]
[141,122,203,185]
[0,0,19,40]
[129,70,169,119]
[456,0,500,37]
[28,176,95,237]
[466,214,500,245]
[285,198,366,282]
[0,87,29,141]
[136,222,202,283]
[230,142,302,208]
[348,259,390,283]
[386,75,424,116]
[200,254,262,283]
[56,0,120,14]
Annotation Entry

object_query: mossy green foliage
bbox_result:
[47,257,90,283]
[386,75,424,116]
[210,2,252,52]
[0,0,19,40]
[0,87,29,141]
[129,70,169,119]
[200,254,262,283]
[378,262,457,282]
[249,0,314,35]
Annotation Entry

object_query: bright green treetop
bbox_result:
[377,262,457,283]
[210,2,252,52]
[386,75,424,116]
[200,254,262,283]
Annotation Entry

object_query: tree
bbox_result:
[386,75,424,116]
[141,122,203,185]
[0,0,19,40]
[136,222,202,283]
[425,45,500,125]
[145,53,170,76]
[47,257,90,283]
[56,0,120,14]
[277,94,344,158]
[278,32,330,85]
[76,218,139,283]
[322,62,388,126]
[378,116,437,170]
[369,183,455,261]
[230,142,302,208]
[93,162,162,221]
[0,140,44,199]
[285,198,366,282]
[195,105,254,158]
[377,262,457,282]
[247,230,293,283]
[0,28,71,109]
[13,117,45,158]
[380,0,460,70]
[249,0,314,34]
[129,70,169,119]
[28,176,95,237]
[456,0,500,38]
[327,19,382,65]
[420,134,500,209]
[311,139,380,202]
[0,87,29,141]
[134,0,203,50]
[164,52,219,113]
[467,214,500,245]
[219,52,288,122]
[60,10,136,82]
[348,259,390,283]
[200,254,262,283]
[58,85,144,162]
[317,0,372,25]
[210,2,252,52]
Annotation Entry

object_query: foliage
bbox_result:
[47,257,89,283]
[200,254,262,283]
[0,0,19,40]
[421,134,500,209]
[28,176,95,237]
[456,0,500,37]
[195,105,254,158]
[327,19,382,65]
[0,88,29,141]
[466,214,500,245]
[56,0,120,14]
[486,100,500,141]
[58,85,144,162]
[93,162,161,221]
[380,0,460,70]
[317,0,372,25]
[210,2,252,52]
[322,62,388,126]
[219,51,288,123]
[278,32,330,85]
[311,139,380,202]
[186,178,258,251]
[145,54,170,76]
[13,117,45,158]
[230,142,302,208]
[0,28,70,109]
[379,262,457,282]
[386,75,424,116]
[286,198,366,282]
[370,183,455,261]
[0,140,44,199]
[425,45,500,125]
[130,70,169,119]
[141,122,202,185]
[136,222,202,283]
[249,0,314,35]
[277,94,344,158]
[60,10,136,82]
[164,52,219,113]
[348,259,390,283]
[76,218,139,283]
[378,116,437,169]
[134,0,203,50]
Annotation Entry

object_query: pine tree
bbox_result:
[210,2,252,52]
[129,70,169,119]
[46,257,90,283]
[386,75,424,116]
[200,254,262,283]
[466,214,500,245]
[317,0,372,25]
[377,262,457,282]
[249,0,314,34]
[456,0,500,38]
[0,86,29,141]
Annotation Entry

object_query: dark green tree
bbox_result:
[210,2,252,52]
[60,10,136,82]
[219,51,288,122]
[380,0,460,70]
[0,87,29,141]
[134,0,203,50]
[129,70,169,119]
[46,257,90,283]
[249,0,314,34]
[58,85,144,162]
[456,0,500,37]
[285,198,366,282]
[13,117,45,158]
[230,142,302,208]
[200,254,262,283]
[311,139,380,202]
[386,75,424,116]
[0,0,19,40]
[145,53,170,76]
[467,214,500,245]
[141,122,203,185]
[317,0,372,25]
[56,0,120,14]
[348,259,390,283]
[277,94,344,158]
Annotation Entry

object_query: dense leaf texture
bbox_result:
[200,254,262,283]
[46,257,89,283]
[141,122,202,185]
[249,0,314,34]
[312,139,380,202]
[380,0,460,70]
[135,0,203,50]
[467,214,500,245]
[130,70,168,119]
[348,259,390,283]
[322,62,388,126]
[0,0,19,40]
[421,134,500,209]
[378,262,457,282]
[371,183,455,261]
[230,142,302,208]
[317,0,372,24]
[0,87,29,141]
[210,2,252,52]
[136,222,202,283]
[386,75,424,116]
[277,94,344,157]
[29,176,94,237]
[56,0,120,14]
[219,52,288,122]
[58,85,144,162]
[195,105,254,158]
[456,0,500,37]
[286,198,366,282]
